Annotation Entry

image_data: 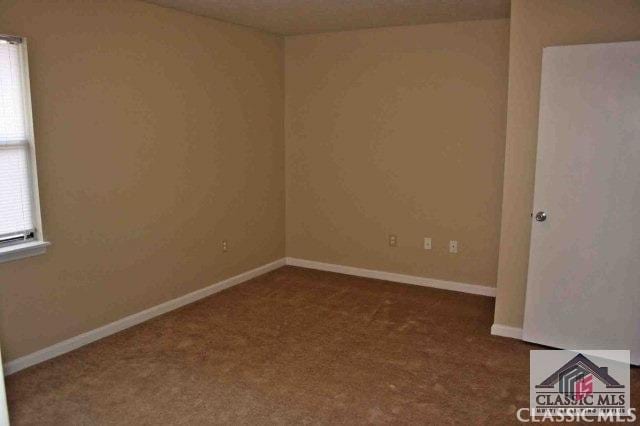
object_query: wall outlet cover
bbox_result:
[424,237,432,250]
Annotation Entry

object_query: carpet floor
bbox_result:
[5,266,639,424]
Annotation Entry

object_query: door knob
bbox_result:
[535,211,547,222]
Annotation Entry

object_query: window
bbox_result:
[0,34,48,262]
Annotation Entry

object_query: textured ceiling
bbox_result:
[143,0,510,35]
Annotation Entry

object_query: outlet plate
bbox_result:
[449,240,458,254]
[423,237,432,250]
[222,240,228,253]
[389,235,397,247]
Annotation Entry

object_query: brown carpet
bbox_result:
[6,266,639,424]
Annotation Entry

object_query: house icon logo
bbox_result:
[535,353,624,401]
[529,350,631,418]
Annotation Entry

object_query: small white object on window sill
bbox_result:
[0,241,50,264]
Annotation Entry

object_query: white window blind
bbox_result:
[0,36,36,244]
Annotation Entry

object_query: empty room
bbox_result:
[0,0,639,424]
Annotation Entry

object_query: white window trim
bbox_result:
[0,36,49,263]
[0,241,50,264]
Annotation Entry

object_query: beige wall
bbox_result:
[0,0,284,361]
[6,0,635,364]
[285,20,509,287]
[494,0,640,328]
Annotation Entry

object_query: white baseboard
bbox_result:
[490,323,523,340]
[3,258,286,376]
[285,257,496,297]
[4,257,496,376]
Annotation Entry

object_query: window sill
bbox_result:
[0,241,50,264]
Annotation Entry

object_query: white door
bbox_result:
[523,41,640,366]
[0,349,9,425]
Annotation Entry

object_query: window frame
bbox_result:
[0,34,49,263]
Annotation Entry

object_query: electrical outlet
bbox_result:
[449,240,458,254]
[423,237,432,250]
[222,240,228,253]
[388,234,397,247]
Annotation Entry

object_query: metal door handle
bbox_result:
[535,211,547,222]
